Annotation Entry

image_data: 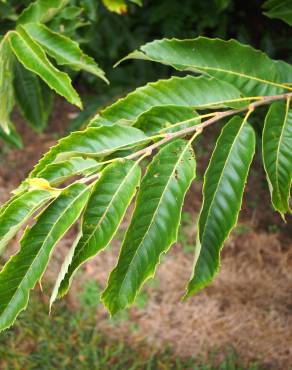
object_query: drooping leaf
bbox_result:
[57,159,141,298]
[8,27,82,108]
[18,0,70,24]
[0,182,90,332]
[50,229,83,310]
[102,139,197,315]
[23,23,108,83]
[14,60,51,132]
[40,81,54,125]
[134,106,200,135]
[186,116,256,297]
[30,124,148,177]
[0,189,55,254]
[120,37,291,96]
[0,39,14,134]
[37,157,100,186]
[0,123,23,149]
[90,75,244,127]
[263,0,292,25]
[262,99,292,217]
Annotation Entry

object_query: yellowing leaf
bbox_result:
[102,0,127,14]
[27,178,60,195]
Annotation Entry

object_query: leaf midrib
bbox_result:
[72,161,139,264]
[187,65,291,91]
[141,51,291,92]
[274,98,291,205]
[0,185,88,319]
[8,30,73,99]
[200,119,246,247]
[0,191,52,251]
[118,141,193,297]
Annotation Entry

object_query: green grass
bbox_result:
[0,280,261,370]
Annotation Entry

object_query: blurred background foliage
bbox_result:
[0,0,291,141]
[1,0,291,106]
[73,0,292,131]
[79,0,292,91]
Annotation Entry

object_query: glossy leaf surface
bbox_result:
[37,157,100,185]
[8,27,81,108]
[24,23,107,83]
[186,116,256,296]
[91,76,244,126]
[0,190,54,254]
[30,124,147,177]
[263,100,292,216]
[18,0,70,24]
[58,159,141,297]
[102,139,196,314]
[0,182,90,332]
[122,37,291,96]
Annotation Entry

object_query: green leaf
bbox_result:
[130,0,143,5]
[30,124,148,177]
[91,75,244,127]
[37,157,100,186]
[274,60,292,85]
[135,106,200,136]
[0,39,14,134]
[52,6,84,20]
[263,0,292,25]
[0,123,23,149]
[262,99,292,217]
[57,159,141,298]
[102,138,196,315]
[18,0,70,24]
[0,194,22,220]
[50,228,83,310]
[8,27,82,108]
[14,60,51,132]
[214,0,230,10]
[81,1,97,21]
[186,116,256,297]
[121,37,291,96]
[40,81,54,125]
[0,182,90,332]
[23,23,108,83]
[0,189,54,254]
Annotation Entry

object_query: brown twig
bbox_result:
[126,91,292,160]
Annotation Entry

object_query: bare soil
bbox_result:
[1,101,291,369]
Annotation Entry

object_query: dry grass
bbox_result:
[68,225,290,370]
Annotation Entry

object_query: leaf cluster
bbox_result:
[0,35,291,331]
[0,0,119,148]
